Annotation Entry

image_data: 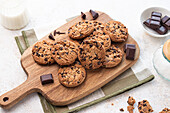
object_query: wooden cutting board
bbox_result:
[0,11,140,109]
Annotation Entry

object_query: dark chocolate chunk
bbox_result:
[54,31,65,36]
[81,12,86,20]
[149,20,160,29]
[164,19,170,30]
[126,47,136,60]
[161,15,170,24]
[40,74,54,85]
[151,11,162,17]
[124,44,136,53]
[48,33,55,40]
[89,9,99,20]
[155,26,168,35]
[151,16,161,21]
[143,18,151,27]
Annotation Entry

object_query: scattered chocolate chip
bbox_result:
[40,74,54,85]
[48,33,55,40]
[89,9,99,20]
[44,58,48,61]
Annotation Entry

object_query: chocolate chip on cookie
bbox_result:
[92,21,105,35]
[58,61,86,87]
[84,33,111,50]
[138,100,153,113]
[78,40,105,69]
[103,45,123,68]
[68,20,94,39]
[32,40,55,65]
[104,20,128,42]
[51,40,79,66]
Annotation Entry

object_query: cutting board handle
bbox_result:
[0,77,39,109]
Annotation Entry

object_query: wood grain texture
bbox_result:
[0,11,140,109]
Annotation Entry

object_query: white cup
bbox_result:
[0,0,29,30]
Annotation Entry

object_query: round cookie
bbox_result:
[51,40,79,66]
[103,45,123,68]
[32,40,55,65]
[68,20,94,39]
[78,40,105,69]
[84,33,111,50]
[58,61,86,87]
[104,20,128,42]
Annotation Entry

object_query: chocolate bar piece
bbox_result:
[161,15,170,24]
[164,20,170,30]
[40,74,54,85]
[89,9,99,20]
[81,12,86,20]
[143,18,151,27]
[155,26,168,35]
[151,16,161,21]
[48,33,55,40]
[126,47,136,60]
[124,44,136,53]
[151,11,162,17]
[149,20,160,29]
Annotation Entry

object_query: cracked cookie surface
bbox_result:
[78,40,105,69]
[58,61,86,87]
[51,40,79,66]
[32,40,55,65]
[103,45,123,68]
[68,20,94,39]
[104,20,128,42]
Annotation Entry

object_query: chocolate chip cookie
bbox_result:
[32,40,55,65]
[78,40,105,69]
[104,20,128,42]
[159,108,170,113]
[138,100,154,113]
[51,40,79,66]
[103,45,123,68]
[84,33,111,50]
[58,61,86,87]
[68,20,94,39]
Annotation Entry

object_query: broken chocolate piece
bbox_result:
[151,11,162,17]
[143,18,151,27]
[126,47,136,60]
[149,20,160,29]
[89,9,99,20]
[48,33,55,40]
[155,26,168,35]
[81,12,86,20]
[151,16,161,21]
[40,74,54,85]
[164,19,170,30]
[124,44,136,53]
[120,108,124,112]
[161,15,170,24]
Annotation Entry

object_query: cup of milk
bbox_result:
[0,0,29,30]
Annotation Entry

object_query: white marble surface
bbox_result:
[0,0,170,113]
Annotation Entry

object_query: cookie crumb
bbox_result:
[120,108,124,112]
[127,105,134,113]
[159,108,170,113]
[127,96,136,106]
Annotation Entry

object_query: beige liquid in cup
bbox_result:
[0,0,29,30]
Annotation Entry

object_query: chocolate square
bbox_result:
[164,20,170,30]
[161,15,170,24]
[124,44,136,53]
[155,26,168,35]
[151,16,161,21]
[151,11,162,17]
[149,20,160,29]
[40,74,54,85]
[126,47,136,60]
[143,18,151,27]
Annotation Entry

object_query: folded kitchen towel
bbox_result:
[14,17,154,113]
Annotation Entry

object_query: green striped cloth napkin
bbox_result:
[15,18,154,113]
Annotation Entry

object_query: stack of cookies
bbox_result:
[32,11,129,88]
